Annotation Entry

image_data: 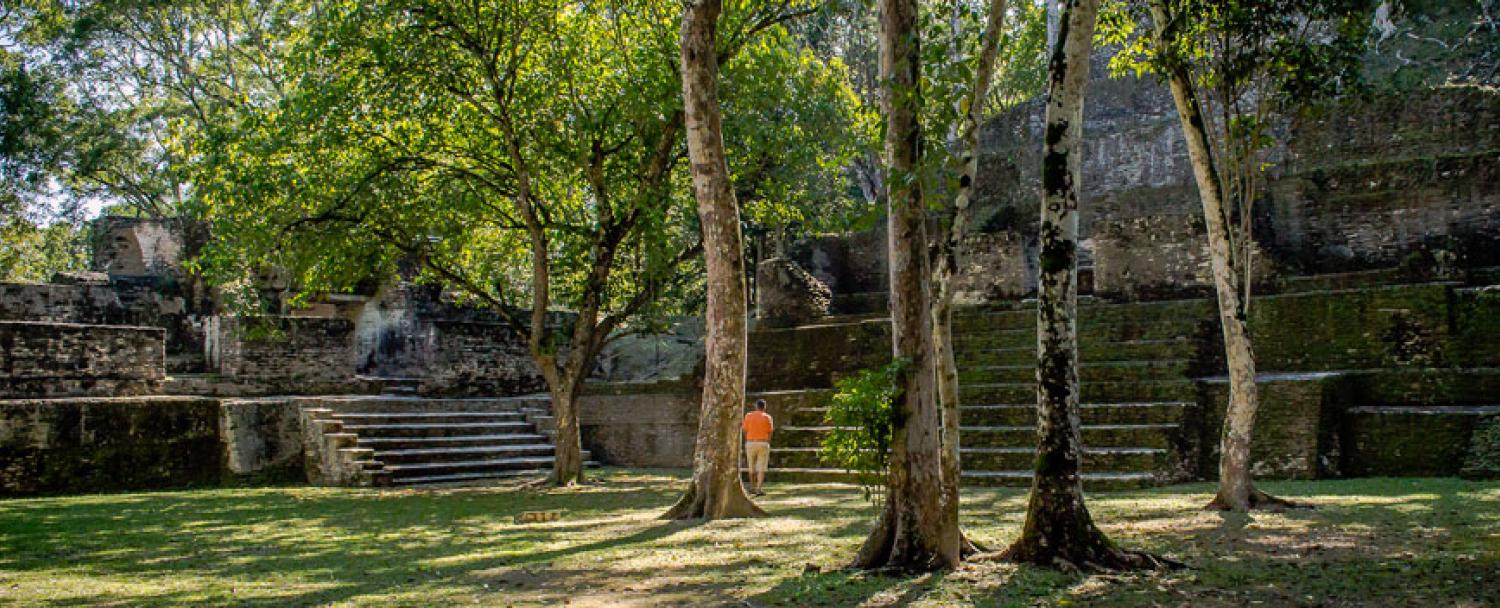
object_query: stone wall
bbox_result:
[92,217,188,277]
[0,321,165,399]
[747,318,891,391]
[1198,375,1344,480]
[785,229,888,298]
[206,316,355,385]
[0,396,223,496]
[220,398,305,482]
[1340,407,1500,477]
[0,281,159,325]
[420,320,545,396]
[1247,284,1451,371]
[1269,87,1500,272]
[965,79,1499,299]
[580,382,699,467]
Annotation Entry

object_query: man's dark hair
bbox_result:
[754,399,767,411]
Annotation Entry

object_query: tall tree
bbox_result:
[852,0,955,572]
[995,0,1166,571]
[199,0,847,487]
[930,0,1008,556]
[1111,0,1370,511]
[663,0,764,520]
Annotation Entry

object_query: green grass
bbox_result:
[0,470,1496,607]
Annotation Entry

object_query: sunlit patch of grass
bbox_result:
[0,471,1495,606]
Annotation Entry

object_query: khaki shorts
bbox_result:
[746,441,771,474]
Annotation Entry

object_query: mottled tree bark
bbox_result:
[854,0,956,572]
[663,0,763,520]
[548,378,586,485]
[996,0,1170,572]
[933,0,1008,559]
[1146,0,1296,512]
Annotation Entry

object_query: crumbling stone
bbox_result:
[755,257,832,327]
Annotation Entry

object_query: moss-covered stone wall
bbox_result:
[747,318,891,391]
[0,396,224,496]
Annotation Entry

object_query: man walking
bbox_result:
[743,399,774,496]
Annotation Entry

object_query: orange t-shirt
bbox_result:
[743,411,774,442]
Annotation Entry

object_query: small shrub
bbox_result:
[819,359,907,503]
[1461,417,1500,480]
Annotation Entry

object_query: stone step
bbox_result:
[960,423,1178,449]
[961,470,1158,491]
[303,395,540,414]
[957,359,1191,384]
[960,402,1191,426]
[1276,267,1409,293]
[951,301,1214,333]
[357,433,551,449]
[775,422,1179,450]
[383,455,568,477]
[961,447,1168,472]
[953,321,1195,349]
[339,421,535,437]
[961,381,1196,404]
[374,444,557,464]
[391,461,602,486]
[757,468,1158,491]
[955,337,1195,366]
[763,446,1167,472]
[331,411,527,424]
[392,469,554,486]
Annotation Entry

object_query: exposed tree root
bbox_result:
[978,538,1185,574]
[660,480,765,520]
[849,507,968,573]
[959,532,988,557]
[1205,486,1313,512]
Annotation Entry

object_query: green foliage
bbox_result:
[819,358,908,502]
[917,0,1048,210]
[1461,417,1500,480]
[0,219,89,283]
[9,0,293,220]
[192,1,865,335]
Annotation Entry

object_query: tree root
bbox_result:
[959,532,988,557]
[978,541,1186,574]
[1205,486,1313,512]
[660,480,765,520]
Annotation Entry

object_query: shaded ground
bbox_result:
[0,470,1495,607]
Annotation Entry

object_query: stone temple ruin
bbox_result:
[2,77,1498,497]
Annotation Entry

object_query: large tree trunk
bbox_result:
[996,0,1168,572]
[1146,1,1293,512]
[663,0,763,520]
[549,375,586,485]
[934,0,1009,558]
[854,0,957,572]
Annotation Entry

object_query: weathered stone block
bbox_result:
[0,396,224,496]
[1199,375,1341,480]
[1340,406,1500,477]
[221,398,304,482]
[756,257,832,327]
[206,315,355,385]
[0,321,165,399]
[747,318,890,391]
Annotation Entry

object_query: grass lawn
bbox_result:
[0,469,1496,607]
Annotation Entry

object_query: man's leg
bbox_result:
[748,442,768,494]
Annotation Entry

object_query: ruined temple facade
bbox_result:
[2,75,1498,495]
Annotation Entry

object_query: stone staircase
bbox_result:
[762,299,1207,490]
[300,394,593,487]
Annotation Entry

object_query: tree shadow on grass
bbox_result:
[0,472,701,606]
